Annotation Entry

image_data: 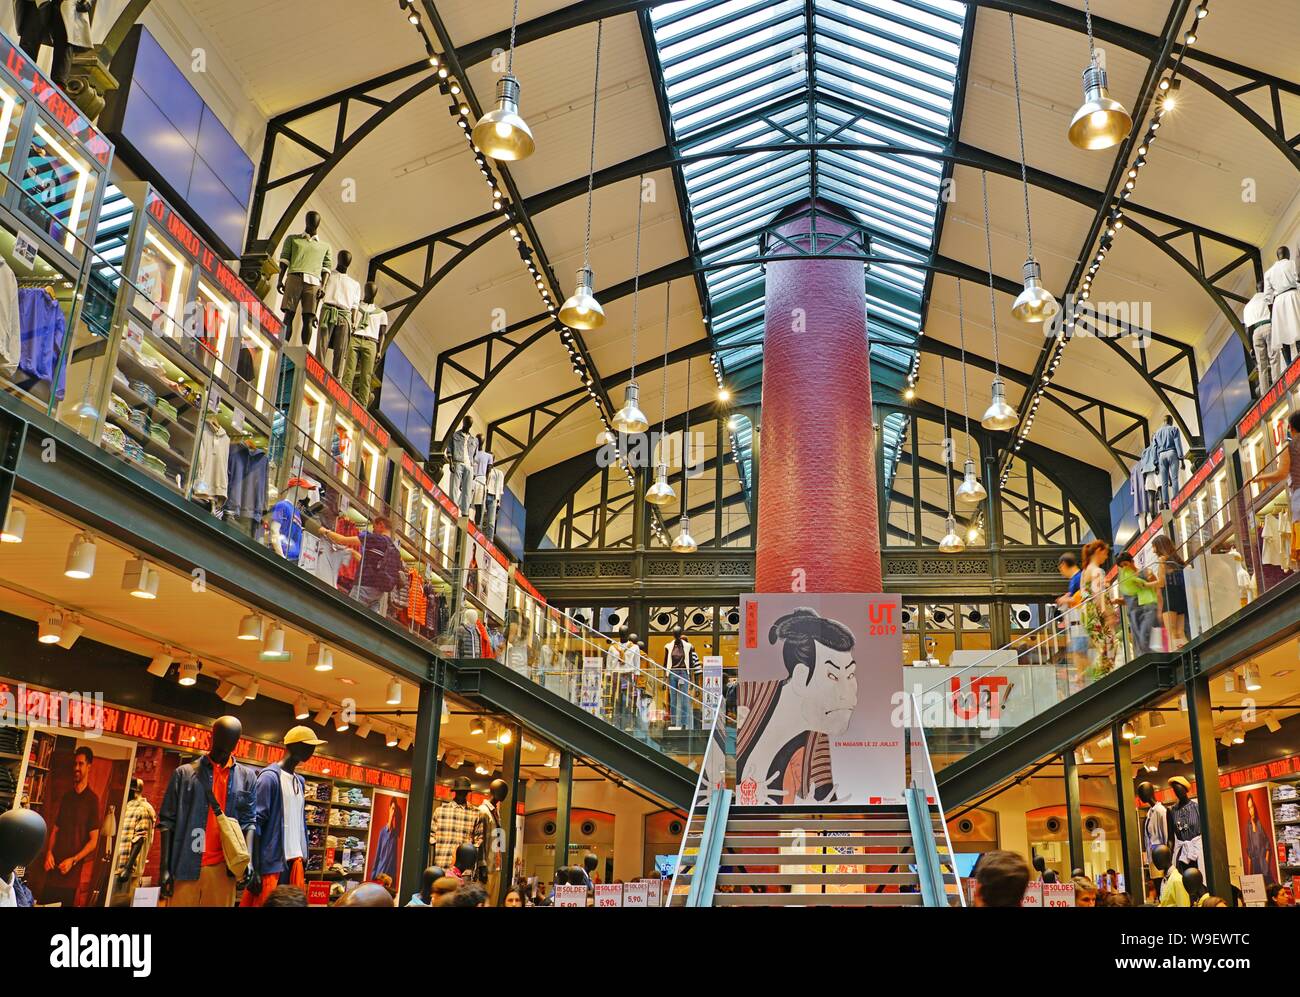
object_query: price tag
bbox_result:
[14,229,39,268]
[645,878,663,907]
[1042,882,1075,907]
[554,885,587,907]
[1021,882,1043,907]
[231,406,246,433]
[1241,874,1267,907]
[131,887,160,907]
[306,881,332,907]
[623,881,649,908]
[593,883,623,908]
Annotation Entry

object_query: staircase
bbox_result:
[672,803,962,906]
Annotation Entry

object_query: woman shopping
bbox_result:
[1079,540,1117,679]
[1152,534,1189,650]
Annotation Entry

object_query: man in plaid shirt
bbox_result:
[431,777,485,870]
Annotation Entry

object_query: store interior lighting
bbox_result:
[314,705,333,726]
[147,649,174,677]
[357,719,373,740]
[1266,715,1282,733]
[177,657,200,686]
[386,679,402,706]
[122,558,160,599]
[55,613,84,649]
[293,694,310,720]
[64,532,96,579]
[385,729,399,748]
[398,734,412,751]
[1,505,25,543]
[37,607,64,644]
[307,642,333,672]
[334,712,350,733]
[1243,663,1262,691]
[220,679,247,705]
[470,716,485,735]
[242,678,259,701]
[260,624,290,662]
[237,613,263,641]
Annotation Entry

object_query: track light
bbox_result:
[334,712,350,733]
[1232,726,1244,745]
[294,695,310,720]
[54,613,84,649]
[1122,722,1136,740]
[1243,662,1262,692]
[1147,710,1167,729]
[177,657,200,686]
[307,642,334,672]
[64,532,96,579]
[357,720,373,740]
[498,727,512,746]
[399,735,413,751]
[260,624,287,662]
[242,678,259,701]
[385,729,399,748]
[37,607,64,644]
[147,649,174,677]
[237,613,263,641]
[1266,715,1282,734]
[386,679,402,706]
[122,558,160,599]
[314,705,333,726]
[470,716,485,735]
[221,679,247,705]
[1,506,25,543]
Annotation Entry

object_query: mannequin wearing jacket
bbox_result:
[1264,246,1300,369]
[16,0,93,87]
[662,627,701,729]
[240,726,325,906]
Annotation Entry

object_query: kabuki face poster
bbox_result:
[737,594,904,806]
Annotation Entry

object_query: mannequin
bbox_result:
[1263,246,1300,370]
[240,725,325,907]
[270,477,319,560]
[317,249,362,375]
[451,842,479,882]
[1152,415,1185,508]
[663,625,701,730]
[432,776,485,870]
[612,630,638,725]
[1246,280,1276,393]
[0,808,46,907]
[456,606,483,658]
[1182,866,1208,906]
[1031,854,1058,884]
[582,851,599,886]
[342,282,387,407]
[158,716,257,907]
[108,778,156,906]
[1132,443,1159,529]
[483,464,505,541]
[1167,775,1205,878]
[450,417,477,512]
[15,0,93,87]
[277,211,333,342]
[471,434,493,521]
[1136,781,1169,879]
[476,778,508,904]
[1152,844,1188,906]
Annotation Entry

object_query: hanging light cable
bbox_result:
[613,175,649,434]
[954,280,988,508]
[1008,15,1059,324]
[559,20,606,330]
[646,280,677,507]
[672,354,698,553]
[1068,0,1132,150]
[979,171,1018,432]
[938,356,964,553]
[471,0,535,160]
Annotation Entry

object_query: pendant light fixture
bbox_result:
[671,355,698,554]
[613,175,649,434]
[558,20,606,330]
[953,280,988,508]
[1008,15,1059,325]
[979,172,1019,432]
[645,280,677,507]
[1068,0,1132,150]
[471,0,535,161]
[937,357,964,554]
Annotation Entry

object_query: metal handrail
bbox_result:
[667,694,726,901]
[910,690,967,907]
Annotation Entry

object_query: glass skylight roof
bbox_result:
[651,0,967,496]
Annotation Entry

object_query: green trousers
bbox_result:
[342,335,378,406]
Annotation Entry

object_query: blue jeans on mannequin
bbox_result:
[1158,449,1180,507]
[668,669,692,729]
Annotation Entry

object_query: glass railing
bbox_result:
[917,451,1300,774]
[904,691,965,906]
[668,694,731,903]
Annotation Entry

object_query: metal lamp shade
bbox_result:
[955,458,987,506]
[471,75,535,161]
[1011,258,1059,324]
[671,515,698,553]
[981,377,1018,432]
[559,266,605,330]
[1068,61,1132,151]
[645,463,676,506]
[939,516,965,553]
[613,381,649,434]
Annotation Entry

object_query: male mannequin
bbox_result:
[240,725,325,907]
[1153,844,1189,906]
[1182,866,1208,906]
[582,851,599,887]
[1246,280,1276,393]
[1263,246,1300,370]
[476,778,508,904]
[270,476,319,560]
[317,249,362,375]
[158,716,257,907]
[0,808,46,907]
[1136,781,1169,880]
[1167,775,1204,878]
[277,211,333,343]
[1152,416,1185,507]
[483,464,505,541]
[611,630,637,725]
[450,842,479,882]
[342,282,387,407]
[1031,854,1058,884]
[456,606,483,658]
[109,778,156,906]
[15,0,93,87]
[472,434,493,521]
[663,625,700,730]
[449,417,477,512]
[431,776,485,870]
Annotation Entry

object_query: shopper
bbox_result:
[1152,535,1189,649]
[1198,895,1227,907]
[503,885,526,907]
[1072,875,1098,907]
[443,882,488,907]
[1101,892,1133,907]
[972,850,1031,907]
[1080,540,1117,678]
[1056,553,1088,682]
[334,882,396,907]
[262,885,307,907]
[318,515,401,612]
[1116,552,1158,656]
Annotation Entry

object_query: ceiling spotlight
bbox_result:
[386,679,402,706]
[1232,726,1244,745]
[558,267,604,330]
[37,607,64,644]
[498,726,512,746]
[122,558,160,599]
[335,712,350,733]
[177,657,200,686]
[242,678,259,701]
[293,695,310,720]
[308,642,334,672]
[55,613,84,649]
[1243,662,1262,692]
[262,624,285,657]
[314,705,333,727]
[64,532,96,579]
[470,716,485,736]
[903,386,915,401]
[385,729,399,748]
[1,506,25,543]
[357,719,373,740]
[147,648,174,677]
[475,763,490,776]
[221,679,247,705]
[237,613,263,641]
[398,735,413,751]
[717,388,731,403]
[1147,710,1167,729]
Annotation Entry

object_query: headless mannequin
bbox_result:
[341,281,388,407]
[432,778,481,868]
[318,249,361,374]
[159,716,250,901]
[110,778,153,905]
[277,211,331,342]
[242,739,317,901]
[0,808,47,907]
[1247,279,1277,394]
[1151,844,1188,906]
[1167,777,1205,878]
[1031,854,1058,884]
[270,482,310,558]
[450,417,477,512]
[1153,415,1185,508]
[1136,781,1169,878]
[1264,246,1299,371]
[15,0,93,88]
[665,625,700,730]
[478,778,508,904]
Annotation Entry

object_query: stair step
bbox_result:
[719,835,916,848]
[716,871,920,886]
[714,892,923,906]
[716,852,914,866]
[723,818,916,832]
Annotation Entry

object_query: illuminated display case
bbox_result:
[1237,356,1300,494]
[389,448,459,582]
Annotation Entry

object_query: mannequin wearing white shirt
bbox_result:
[318,250,363,377]
[663,627,700,729]
[472,435,493,520]
[1245,282,1276,393]
[1263,246,1300,369]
